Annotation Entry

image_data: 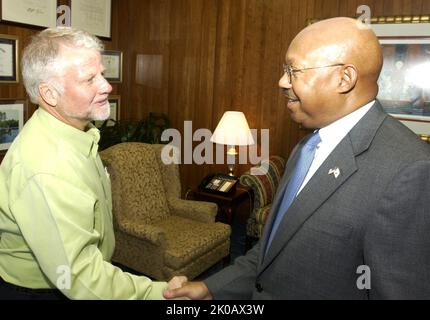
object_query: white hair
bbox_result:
[21,27,104,104]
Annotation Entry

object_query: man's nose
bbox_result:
[100,76,113,94]
[279,73,292,89]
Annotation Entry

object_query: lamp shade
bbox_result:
[210,111,255,146]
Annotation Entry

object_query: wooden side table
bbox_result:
[190,186,252,226]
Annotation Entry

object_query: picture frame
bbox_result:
[371,15,430,135]
[101,50,123,83]
[0,0,57,28]
[0,99,27,155]
[94,95,120,128]
[0,34,19,83]
[71,0,112,39]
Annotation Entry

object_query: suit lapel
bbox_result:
[261,137,357,270]
[259,101,388,273]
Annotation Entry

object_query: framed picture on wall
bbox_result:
[0,0,57,28]
[0,34,19,83]
[94,95,120,128]
[0,99,27,155]
[371,16,430,135]
[377,38,430,133]
[108,95,120,124]
[71,0,112,38]
[101,50,122,83]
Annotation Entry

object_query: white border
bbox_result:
[1,0,57,28]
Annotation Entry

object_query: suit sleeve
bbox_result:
[365,159,430,299]
[204,241,260,300]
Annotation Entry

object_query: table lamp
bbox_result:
[210,111,255,176]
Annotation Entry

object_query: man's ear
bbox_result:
[338,65,358,94]
[39,83,59,107]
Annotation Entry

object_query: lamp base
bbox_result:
[227,165,235,177]
[226,146,238,177]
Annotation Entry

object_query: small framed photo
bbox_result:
[94,95,120,128]
[0,34,19,83]
[0,99,27,155]
[101,50,122,83]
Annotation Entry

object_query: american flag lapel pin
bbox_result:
[328,167,340,179]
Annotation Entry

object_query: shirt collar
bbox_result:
[36,107,100,158]
[318,100,375,145]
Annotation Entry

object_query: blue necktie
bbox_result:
[265,132,321,254]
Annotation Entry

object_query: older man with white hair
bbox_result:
[0,27,168,300]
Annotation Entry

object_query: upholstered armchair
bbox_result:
[239,156,286,241]
[100,143,231,281]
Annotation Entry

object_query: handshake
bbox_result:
[163,276,213,300]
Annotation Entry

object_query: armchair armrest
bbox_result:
[240,173,268,210]
[254,204,273,226]
[119,220,166,247]
[168,197,218,223]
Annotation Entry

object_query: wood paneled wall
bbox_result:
[115,0,430,190]
[2,0,430,191]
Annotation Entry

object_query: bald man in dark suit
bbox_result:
[164,17,430,300]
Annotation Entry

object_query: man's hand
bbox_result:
[166,276,188,291]
[163,276,213,300]
[164,276,190,300]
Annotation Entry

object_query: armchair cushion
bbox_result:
[159,216,230,269]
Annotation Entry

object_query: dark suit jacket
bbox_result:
[205,101,430,299]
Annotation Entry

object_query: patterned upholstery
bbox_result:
[100,143,231,281]
[239,156,286,239]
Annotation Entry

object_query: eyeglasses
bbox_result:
[282,63,346,83]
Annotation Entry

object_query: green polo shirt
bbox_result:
[0,108,166,299]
